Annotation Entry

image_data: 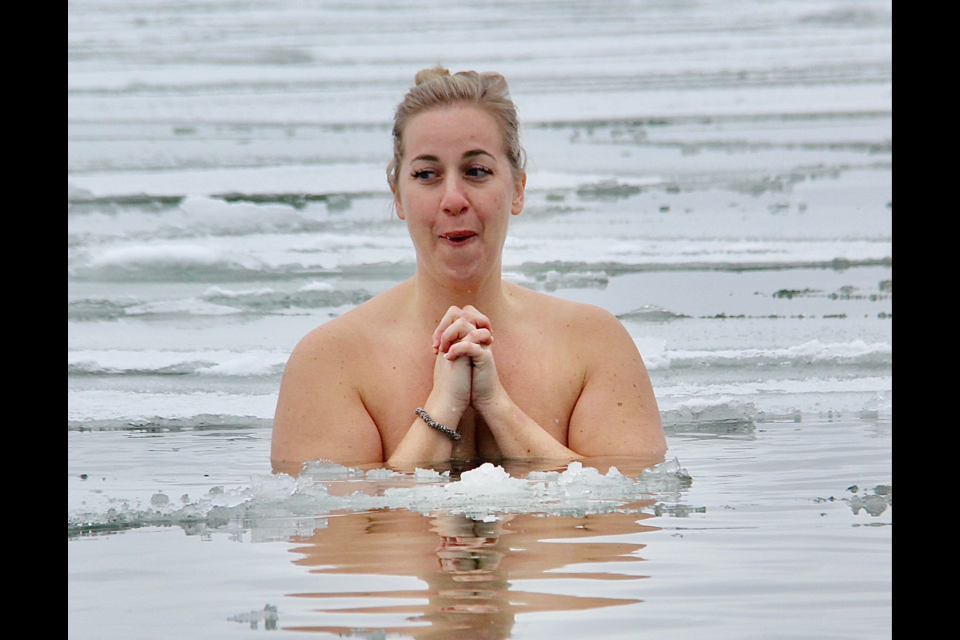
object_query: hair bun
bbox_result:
[414,66,451,85]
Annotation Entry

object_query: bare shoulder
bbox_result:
[271,287,406,468]
[505,284,665,458]
[288,297,376,361]
[505,282,631,346]
[284,282,410,369]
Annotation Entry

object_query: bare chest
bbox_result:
[358,332,583,460]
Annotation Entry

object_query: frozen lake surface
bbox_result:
[68,1,891,638]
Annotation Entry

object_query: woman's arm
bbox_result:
[436,304,665,460]
[566,308,665,458]
[271,323,384,468]
[385,351,472,465]
[273,318,478,468]
[435,306,582,461]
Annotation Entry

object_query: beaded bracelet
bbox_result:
[415,407,462,441]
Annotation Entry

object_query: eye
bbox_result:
[412,169,437,181]
[465,166,493,179]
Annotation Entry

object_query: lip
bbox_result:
[439,230,478,244]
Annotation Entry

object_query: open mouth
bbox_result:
[441,231,477,244]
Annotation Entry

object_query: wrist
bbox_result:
[423,393,467,432]
[415,407,461,441]
[472,386,512,423]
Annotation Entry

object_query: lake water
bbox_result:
[68,1,892,638]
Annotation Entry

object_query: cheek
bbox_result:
[491,190,512,219]
[400,194,436,233]
[403,191,429,218]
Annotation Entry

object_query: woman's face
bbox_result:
[394,105,525,286]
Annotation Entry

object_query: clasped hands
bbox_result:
[430,305,502,416]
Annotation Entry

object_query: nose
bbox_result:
[440,176,469,215]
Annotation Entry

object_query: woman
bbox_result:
[271,68,665,468]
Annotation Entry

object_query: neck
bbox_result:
[410,264,508,327]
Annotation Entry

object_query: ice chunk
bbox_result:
[365,468,400,480]
[842,484,892,516]
[414,467,449,482]
[526,470,561,482]
[446,463,530,496]
[300,460,364,480]
[69,458,698,537]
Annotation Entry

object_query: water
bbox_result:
[68,1,891,638]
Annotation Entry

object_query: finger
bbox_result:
[435,306,493,353]
[459,305,492,332]
[444,330,493,360]
[445,339,489,361]
[432,306,463,351]
[438,317,479,354]
[464,327,493,346]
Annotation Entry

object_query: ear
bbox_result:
[393,186,405,220]
[511,173,526,216]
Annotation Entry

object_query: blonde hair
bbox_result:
[387,67,527,191]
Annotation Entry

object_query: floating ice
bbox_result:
[661,399,758,430]
[618,305,689,323]
[298,281,335,292]
[842,484,892,516]
[300,460,365,480]
[662,339,892,370]
[813,484,892,517]
[227,604,279,630]
[450,463,528,494]
[90,244,225,269]
[365,468,400,480]
[414,467,450,483]
[68,459,692,537]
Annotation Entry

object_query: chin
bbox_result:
[443,269,486,287]
[438,262,496,287]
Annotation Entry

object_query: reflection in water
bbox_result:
[285,506,657,639]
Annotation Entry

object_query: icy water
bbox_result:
[68,1,891,638]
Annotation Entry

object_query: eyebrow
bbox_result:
[410,149,496,163]
[462,149,495,161]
